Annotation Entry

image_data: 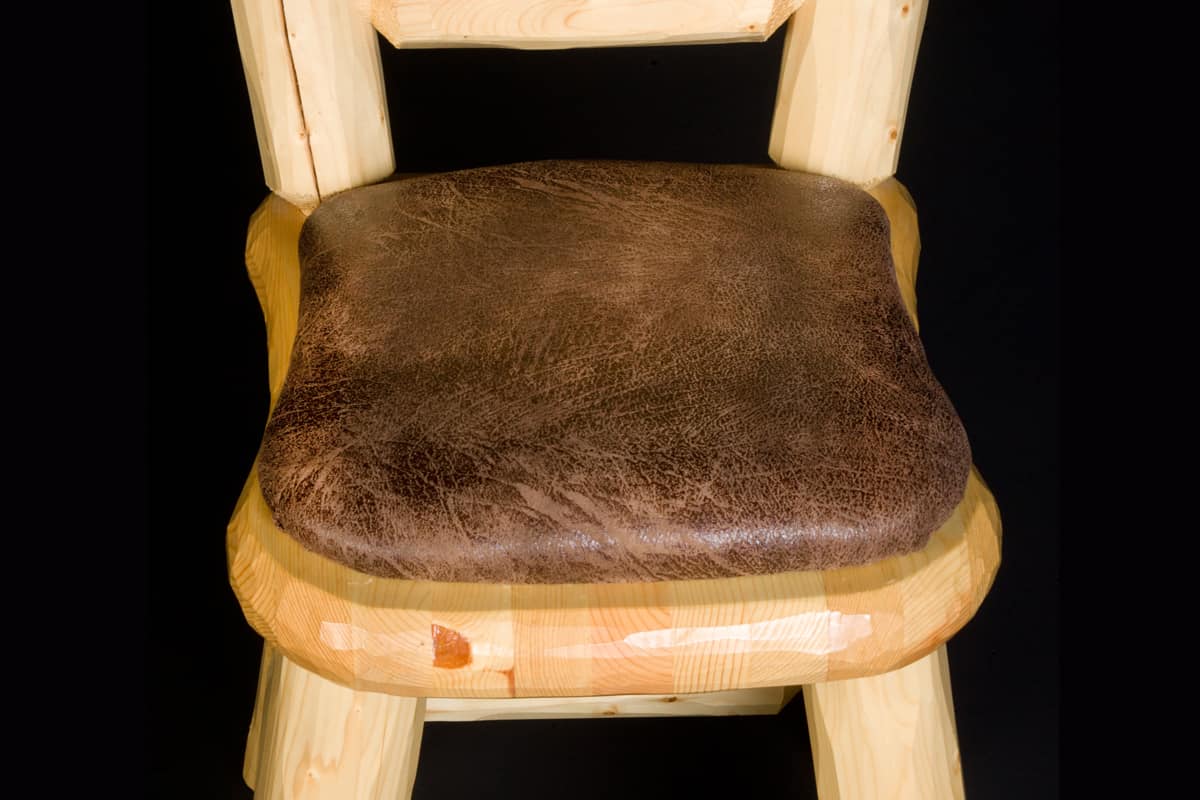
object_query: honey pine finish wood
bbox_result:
[228,0,999,797]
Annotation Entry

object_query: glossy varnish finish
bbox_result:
[226,178,1002,699]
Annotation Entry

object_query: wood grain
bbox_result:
[769,0,928,185]
[425,686,791,721]
[245,642,426,799]
[804,644,964,799]
[370,0,804,49]
[231,0,394,211]
[230,0,320,208]
[227,177,1000,699]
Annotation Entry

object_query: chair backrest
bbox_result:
[230,0,927,211]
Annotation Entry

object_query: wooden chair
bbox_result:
[227,1,1001,797]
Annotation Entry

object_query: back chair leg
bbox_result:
[803,645,964,799]
[244,643,426,799]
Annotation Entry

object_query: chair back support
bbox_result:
[369,0,806,49]
[230,0,927,210]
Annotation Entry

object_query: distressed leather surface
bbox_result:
[258,161,971,584]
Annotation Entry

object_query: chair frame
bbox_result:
[227,1,1001,797]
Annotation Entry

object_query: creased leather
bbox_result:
[258,161,971,584]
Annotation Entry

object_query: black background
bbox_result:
[148,3,1058,797]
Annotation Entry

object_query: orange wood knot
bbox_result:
[431,624,473,669]
[901,4,911,17]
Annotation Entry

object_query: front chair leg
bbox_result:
[803,645,964,799]
[244,643,426,799]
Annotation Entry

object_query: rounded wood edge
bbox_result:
[227,182,1000,698]
[866,178,919,327]
[229,467,1000,697]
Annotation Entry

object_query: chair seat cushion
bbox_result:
[258,160,971,584]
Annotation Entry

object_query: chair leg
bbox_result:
[243,643,426,799]
[803,645,965,799]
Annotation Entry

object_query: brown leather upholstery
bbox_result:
[258,160,971,584]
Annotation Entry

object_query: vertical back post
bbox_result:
[769,0,928,186]
[231,0,394,211]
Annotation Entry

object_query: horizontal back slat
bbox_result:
[371,0,805,49]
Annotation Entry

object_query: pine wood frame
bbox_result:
[227,1,998,797]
